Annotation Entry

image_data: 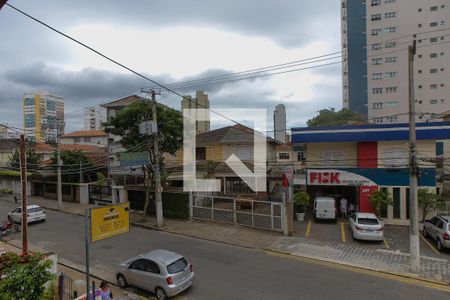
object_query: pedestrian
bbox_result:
[13,196,18,204]
[100,280,113,300]
[348,202,355,215]
[340,197,348,218]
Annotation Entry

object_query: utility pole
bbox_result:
[19,134,28,256]
[408,39,420,273]
[57,119,63,208]
[151,90,163,227]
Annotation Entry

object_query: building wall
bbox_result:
[365,0,450,123]
[274,104,286,143]
[60,136,108,146]
[305,142,358,168]
[84,106,107,130]
[377,140,436,168]
[341,0,368,115]
[0,152,13,167]
[181,90,210,134]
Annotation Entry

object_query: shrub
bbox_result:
[369,190,393,217]
[294,191,310,213]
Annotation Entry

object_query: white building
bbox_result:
[273,104,286,143]
[342,0,450,123]
[181,90,210,134]
[84,106,107,130]
[60,130,108,147]
[23,91,64,142]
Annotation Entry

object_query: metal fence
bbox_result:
[192,195,283,232]
[58,272,77,300]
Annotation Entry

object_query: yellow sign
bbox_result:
[90,203,130,242]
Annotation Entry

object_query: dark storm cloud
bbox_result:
[5,0,339,48]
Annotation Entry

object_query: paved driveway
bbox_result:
[294,216,449,260]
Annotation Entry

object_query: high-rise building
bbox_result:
[274,104,286,143]
[84,106,107,130]
[342,0,450,123]
[23,91,64,142]
[181,90,210,134]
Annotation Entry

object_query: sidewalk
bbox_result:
[0,240,144,300]
[268,236,450,284]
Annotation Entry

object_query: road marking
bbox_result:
[383,238,390,249]
[340,222,346,243]
[305,221,312,237]
[420,233,440,255]
[265,250,450,293]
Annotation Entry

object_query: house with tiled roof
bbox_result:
[60,130,107,147]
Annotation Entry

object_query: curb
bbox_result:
[265,248,450,288]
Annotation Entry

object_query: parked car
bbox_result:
[8,205,46,224]
[115,249,194,300]
[349,212,384,242]
[423,215,450,251]
[313,196,337,222]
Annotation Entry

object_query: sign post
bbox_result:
[84,203,130,298]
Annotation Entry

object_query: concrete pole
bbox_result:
[57,125,63,208]
[408,40,420,273]
[152,91,163,227]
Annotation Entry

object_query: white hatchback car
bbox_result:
[349,212,384,241]
[8,205,46,224]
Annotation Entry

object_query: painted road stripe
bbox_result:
[305,221,312,237]
[384,238,390,249]
[340,222,346,243]
[265,250,450,293]
[420,234,440,255]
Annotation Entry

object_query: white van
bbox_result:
[313,196,337,222]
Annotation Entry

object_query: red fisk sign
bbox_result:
[307,169,376,186]
[309,172,341,184]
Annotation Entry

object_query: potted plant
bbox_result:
[294,191,310,221]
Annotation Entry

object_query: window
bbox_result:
[278,152,290,160]
[373,102,383,109]
[167,258,188,274]
[418,85,422,89]
[196,147,206,160]
[371,14,382,21]
[418,8,422,12]
[386,86,397,93]
[297,151,306,162]
[371,0,381,6]
[371,28,382,36]
[441,21,446,26]
[386,71,398,78]
[418,70,422,74]
[430,99,438,104]
[74,137,80,144]
[430,53,438,58]
[24,98,35,106]
[84,137,91,142]
[430,6,438,11]
[372,87,383,94]
[430,84,438,89]
[372,73,383,79]
[371,43,382,50]
[386,101,397,107]
[385,56,397,63]
[142,260,160,274]
[384,12,396,18]
[430,68,438,73]
[386,116,398,122]
[418,23,422,28]
[418,54,422,58]
[430,37,438,43]
[384,0,395,2]
[372,58,382,65]
[373,117,383,123]
[430,22,438,27]
[384,26,397,33]
[385,41,396,48]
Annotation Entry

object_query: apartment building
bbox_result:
[274,104,287,143]
[22,91,64,142]
[342,0,450,123]
[181,90,210,134]
[84,106,107,130]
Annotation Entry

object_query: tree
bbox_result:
[0,252,55,300]
[103,100,183,221]
[418,188,444,222]
[9,148,41,171]
[306,108,365,127]
[369,190,393,217]
[50,150,94,182]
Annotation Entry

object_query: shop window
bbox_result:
[380,188,388,218]
[278,152,290,160]
[393,188,400,219]
[406,188,410,219]
[196,147,206,160]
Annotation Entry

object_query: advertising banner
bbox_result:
[90,203,130,242]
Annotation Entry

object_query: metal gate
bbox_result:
[192,195,283,232]
[58,272,76,300]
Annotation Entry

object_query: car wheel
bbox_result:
[422,228,428,238]
[117,274,127,288]
[155,287,168,300]
[437,239,443,252]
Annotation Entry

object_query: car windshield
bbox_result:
[28,207,43,213]
[166,258,188,274]
[358,218,379,225]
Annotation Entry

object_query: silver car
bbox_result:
[349,212,384,242]
[423,215,450,251]
[8,205,46,224]
[115,249,194,300]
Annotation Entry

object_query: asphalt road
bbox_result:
[0,200,447,300]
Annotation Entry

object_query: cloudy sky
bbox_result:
[0,0,342,134]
